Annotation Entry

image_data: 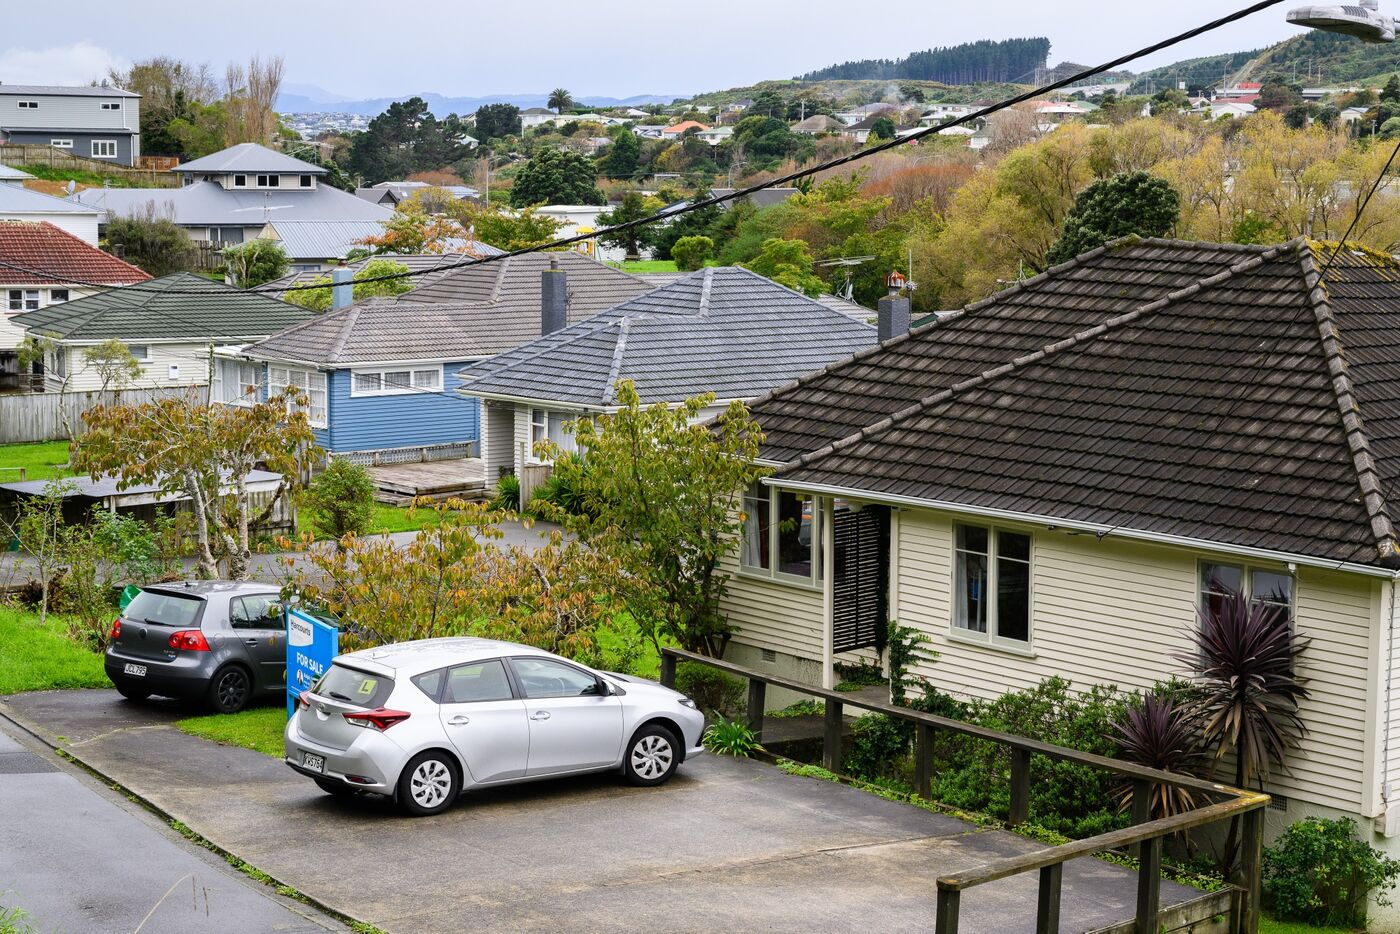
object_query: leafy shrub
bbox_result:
[675,661,744,719]
[703,718,759,757]
[303,459,376,540]
[1264,816,1400,927]
[583,612,659,678]
[491,474,520,511]
[887,620,935,705]
[524,455,593,519]
[671,235,714,271]
[845,713,913,783]
[1111,694,1203,823]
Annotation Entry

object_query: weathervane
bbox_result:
[1288,0,1396,42]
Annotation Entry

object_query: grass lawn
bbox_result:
[19,164,144,189]
[0,605,108,694]
[176,705,287,757]
[1260,918,1360,934]
[0,440,75,483]
[615,259,678,273]
[294,503,443,540]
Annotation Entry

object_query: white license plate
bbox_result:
[123,663,147,677]
[302,752,325,774]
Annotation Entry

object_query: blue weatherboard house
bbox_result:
[233,252,653,458]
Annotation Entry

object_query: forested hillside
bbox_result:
[798,37,1051,84]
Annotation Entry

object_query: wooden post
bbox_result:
[935,886,960,934]
[659,652,676,689]
[915,722,933,800]
[1237,806,1264,934]
[1136,835,1161,934]
[823,700,843,772]
[1130,779,1152,859]
[1009,748,1031,827]
[746,678,765,741]
[1036,863,1062,934]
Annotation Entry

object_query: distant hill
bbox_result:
[276,89,679,117]
[1129,31,1400,94]
[798,37,1052,85]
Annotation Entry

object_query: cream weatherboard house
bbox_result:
[719,236,1400,923]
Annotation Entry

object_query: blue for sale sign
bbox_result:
[286,607,339,718]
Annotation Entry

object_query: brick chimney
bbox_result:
[541,258,567,335]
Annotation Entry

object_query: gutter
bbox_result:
[770,476,1400,580]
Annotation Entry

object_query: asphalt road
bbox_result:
[2,690,1213,934]
[0,719,345,934]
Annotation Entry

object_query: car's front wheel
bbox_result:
[623,724,680,786]
[397,751,460,816]
[207,666,251,714]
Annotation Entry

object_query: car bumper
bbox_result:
[103,653,209,698]
[284,716,400,795]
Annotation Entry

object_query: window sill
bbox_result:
[735,566,822,593]
[944,628,1037,659]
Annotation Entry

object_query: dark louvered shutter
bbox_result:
[831,505,889,654]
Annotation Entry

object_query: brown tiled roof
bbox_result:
[0,220,149,287]
[760,237,1400,568]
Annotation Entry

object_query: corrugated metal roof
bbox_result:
[0,185,102,216]
[260,220,393,261]
[174,143,326,175]
[0,164,33,181]
[0,84,138,98]
[75,181,392,226]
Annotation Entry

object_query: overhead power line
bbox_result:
[0,0,1290,296]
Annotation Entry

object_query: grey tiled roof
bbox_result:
[457,266,877,407]
[765,237,1400,568]
[245,251,652,366]
[12,271,315,342]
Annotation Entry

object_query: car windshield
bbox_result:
[124,590,202,627]
[314,664,394,708]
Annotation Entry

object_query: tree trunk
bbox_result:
[184,472,218,579]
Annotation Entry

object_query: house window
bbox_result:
[125,344,150,362]
[91,140,118,158]
[269,365,327,427]
[7,289,39,311]
[740,484,821,586]
[17,101,38,109]
[208,227,245,244]
[50,139,73,149]
[953,524,1031,646]
[213,360,260,405]
[1199,562,1293,621]
[50,348,66,378]
[49,289,69,303]
[233,174,247,187]
[256,174,280,187]
[299,174,312,187]
[100,102,122,110]
[350,365,442,397]
[527,407,581,463]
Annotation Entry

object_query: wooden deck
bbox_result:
[367,458,488,504]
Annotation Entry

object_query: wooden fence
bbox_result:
[0,144,180,188]
[0,387,195,445]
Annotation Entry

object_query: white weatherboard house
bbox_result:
[722,236,1400,926]
[0,183,104,245]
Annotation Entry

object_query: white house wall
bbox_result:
[55,341,212,393]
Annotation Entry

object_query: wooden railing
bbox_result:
[660,646,1269,934]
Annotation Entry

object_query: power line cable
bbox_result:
[0,0,1289,296]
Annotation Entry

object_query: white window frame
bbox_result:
[17,101,38,109]
[525,406,582,465]
[738,483,822,589]
[125,344,150,362]
[100,101,121,110]
[232,174,247,187]
[50,138,73,149]
[48,288,69,304]
[950,523,1033,651]
[299,174,313,187]
[349,365,442,398]
[7,289,39,311]
[268,365,327,428]
[91,139,118,158]
[50,348,66,378]
[1198,560,1295,620]
[212,360,261,406]
[256,174,280,188]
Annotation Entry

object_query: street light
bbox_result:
[1287,0,1396,42]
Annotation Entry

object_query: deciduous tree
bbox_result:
[285,259,412,312]
[222,239,290,288]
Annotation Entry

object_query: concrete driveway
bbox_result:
[1,690,1211,934]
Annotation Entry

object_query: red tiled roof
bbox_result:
[662,120,710,134]
[0,221,150,287]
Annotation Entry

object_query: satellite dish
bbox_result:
[65,180,76,196]
[1287,0,1396,42]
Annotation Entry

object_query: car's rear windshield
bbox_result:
[124,590,203,627]
[314,664,394,708]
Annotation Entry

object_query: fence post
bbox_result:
[935,886,960,934]
[659,651,676,689]
[1009,747,1031,827]
[1036,863,1062,934]
[1130,779,1151,859]
[823,700,843,772]
[1135,834,1161,934]
[915,722,933,799]
[746,677,765,741]
[1237,806,1264,934]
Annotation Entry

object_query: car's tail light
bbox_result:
[297,690,312,711]
[110,618,122,640]
[342,708,411,731]
[168,629,210,652]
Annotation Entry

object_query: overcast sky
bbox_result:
[2,1,1306,100]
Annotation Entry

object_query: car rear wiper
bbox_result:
[324,690,355,702]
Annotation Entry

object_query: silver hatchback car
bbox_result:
[284,637,705,816]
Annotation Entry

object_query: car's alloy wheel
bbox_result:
[624,725,680,786]
[397,752,459,816]
[209,667,250,714]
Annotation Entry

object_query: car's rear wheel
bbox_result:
[623,724,680,786]
[314,777,356,797]
[207,665,251,714]
[397,751,459,816]
[114,681,150,702]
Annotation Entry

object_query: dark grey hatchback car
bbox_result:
[104,581,287,713]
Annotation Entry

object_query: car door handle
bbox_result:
[530,711,551,721]
[447,715,470,726]
[244,639,259,646]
